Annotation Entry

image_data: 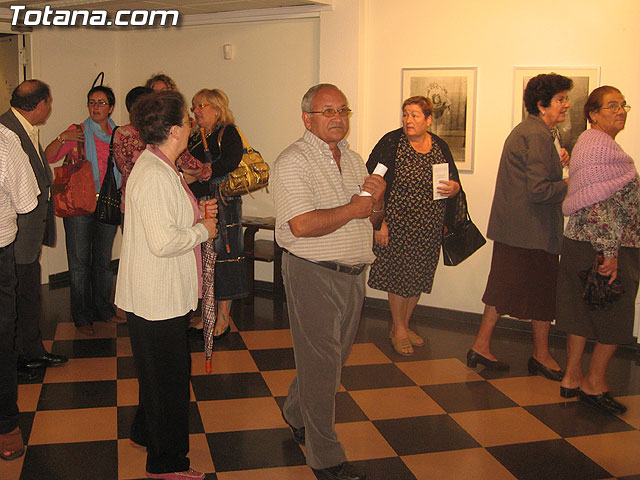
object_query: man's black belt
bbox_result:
[284,250,366,275]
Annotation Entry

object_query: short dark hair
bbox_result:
[523,73,573,115]
[131,91,186,146]
[10,80,51,111]
[125,86,153,113]
[87,85,116,114]
[402,96,433,118]
[584,85,622,124]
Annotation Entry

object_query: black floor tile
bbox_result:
[117,356,138,379]
[117,405,137,439]
[37,381,117,410]
[188,401,204,434]
[487,438,612,480]
[20,440,118,480]
[335,391,368,423]
[340,364,416,390]
[524,401,636,437]
[191,372,271,400]
[233,298,289,331]
[207,428,306,471]
[373,414,479,455]
[349,456,418,480]
[250,347,296,371]
[52,338,117,358]
[18,411,35,444]
[422,381,518,413]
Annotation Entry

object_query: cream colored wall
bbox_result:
[359,0,640,314]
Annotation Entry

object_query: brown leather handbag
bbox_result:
[52,125,97,217]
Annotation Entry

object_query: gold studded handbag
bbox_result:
[218,127,269,197]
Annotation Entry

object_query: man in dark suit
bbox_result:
[0,80,67,372]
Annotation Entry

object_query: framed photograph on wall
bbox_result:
[513,67,600,153]
[402,67,477,172]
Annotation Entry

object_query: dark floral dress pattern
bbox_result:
[368,134,447,297]
[564,176,640,257]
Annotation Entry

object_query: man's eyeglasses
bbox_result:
[190,103,211,112]
[307,107,352,118]
[601,103,631,113]
[88,100,109,107]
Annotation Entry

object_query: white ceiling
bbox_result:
[0,0,331,16]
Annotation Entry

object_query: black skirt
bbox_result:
[556,237,640,344]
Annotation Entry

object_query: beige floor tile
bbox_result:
[188,433,215,474]
[43,340,53,351]
[43,357,117,383]
[29,407,117,445]
[198,397,284,432]
[396,358,484,385]
[615,394,640,428]
[117,378,139,406]
[345,343,392,366]
[17,383,42,412]
[334,421,396,460]
[450,407,560,447]
[489,376,576,406]
[261,369,297,397]
[240,329,293,350]
[350,387,445,420]
[568,430,640,478]
[402,448,517,480]
[55,321,117,340]
[117,337,132,357]
[216,466,316,480]
[191,350,258,376]
[117,438,147,480]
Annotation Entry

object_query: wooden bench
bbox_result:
[242,216,283,304]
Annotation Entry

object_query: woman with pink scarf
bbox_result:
[557,86,637,415]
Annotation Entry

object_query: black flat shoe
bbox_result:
[24,352,68,368]
[213,324,230,340]
[313,462,365,480]
[527,357,563,382]
[466,349,509,371]
[281,410,305,445]
[578,390,627,414]
[560,386,580,398]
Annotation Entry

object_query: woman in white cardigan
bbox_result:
[115,91,217,480]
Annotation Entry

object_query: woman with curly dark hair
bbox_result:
[467,73,572,377]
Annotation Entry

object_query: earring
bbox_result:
[541,111,545,116]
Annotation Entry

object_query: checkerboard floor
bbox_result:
[4,285,640,480]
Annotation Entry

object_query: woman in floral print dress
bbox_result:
[367,96,460,356]
[556,86,639,415]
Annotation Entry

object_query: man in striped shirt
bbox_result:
[0,124,39,461]
[273,84,385,480]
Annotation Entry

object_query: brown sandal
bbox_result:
[0,427,24,461]
[408,329,425,347]
[390,336,414,356]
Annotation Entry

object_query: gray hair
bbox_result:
[301,83,343,112]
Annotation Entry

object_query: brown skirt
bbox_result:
[556,237,640,345]
[482,242,559,322]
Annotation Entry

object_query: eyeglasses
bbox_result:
[553,96,570,105]
[601,103,631,113]
[190,103,211,112]
[307,107,352,117]
[88,100,109,107]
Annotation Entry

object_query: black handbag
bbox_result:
[442,191,486,266]
[94,127,121,225]
[579,254,624,310]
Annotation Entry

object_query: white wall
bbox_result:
[359,0,640,314]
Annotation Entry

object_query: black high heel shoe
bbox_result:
[528,357,563,382]
[466,349,509,371]
[560,386,580,398]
